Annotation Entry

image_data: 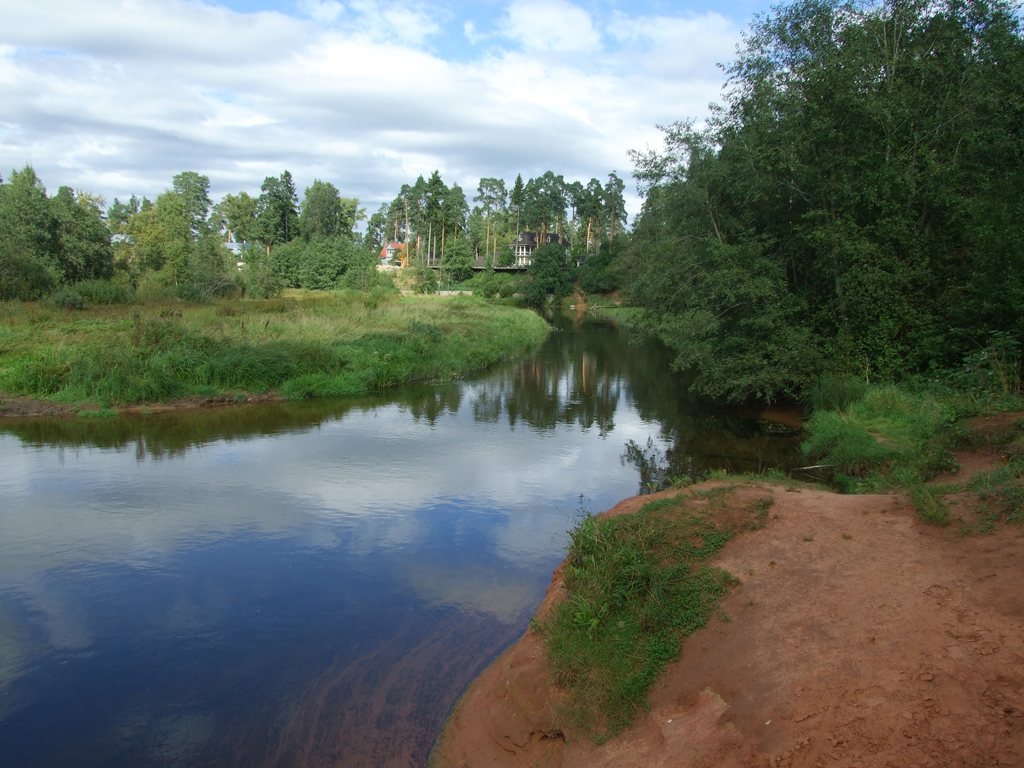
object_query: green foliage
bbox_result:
[0,294,550,406]
[0,242,57,301]
[442,237,474,283]
[805,375,868,413]
[524,243,572,306]
[803,385,953,482]
[577,236,624,295]
[257,171,300,246]
[299,237,356,290]
[0,167,113,299]
[627,0,1024,400]
[73,279,135,305]
[537,492,754,738]
[908,484,950,526]
[239,248,282,299]
[965,457,1024,529]
[268,240,305,288]
[51,288,84,310]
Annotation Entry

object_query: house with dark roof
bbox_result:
[508,232,569,267]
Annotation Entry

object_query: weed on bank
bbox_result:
[801,371,1024,528]
[536,489,771,741]
[0,292,550,407]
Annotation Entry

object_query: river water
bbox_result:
[0,317,801,767]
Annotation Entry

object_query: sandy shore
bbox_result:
[431,459,1024,768]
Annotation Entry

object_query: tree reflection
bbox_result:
[0,317,803,477]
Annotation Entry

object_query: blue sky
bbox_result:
[0,0,777,217]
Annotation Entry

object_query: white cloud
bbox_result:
[0,0,741,215]
[299,0,346,24]
[463,19,486,44]
[502,0,600,53]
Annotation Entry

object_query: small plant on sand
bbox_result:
[535,491,763,741]
[908,484,950,526]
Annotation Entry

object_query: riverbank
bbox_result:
[431,439,1024,766]
[0,292,550,412]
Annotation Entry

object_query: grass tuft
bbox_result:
[536,489,766,740]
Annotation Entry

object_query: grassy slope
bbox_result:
[0,291,550,407]
[802,380,1024,527]
[537,487,775,741]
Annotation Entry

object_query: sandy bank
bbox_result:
[431,471,1024,768]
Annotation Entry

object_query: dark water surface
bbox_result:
[0,319,801,767]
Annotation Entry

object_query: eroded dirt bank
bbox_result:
[431,479,1024,768]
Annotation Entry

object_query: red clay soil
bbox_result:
[431,479,1024,768]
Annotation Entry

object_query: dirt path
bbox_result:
[431,481,1024,768]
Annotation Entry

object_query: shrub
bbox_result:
[0,244,57,301]
[74,279,134,305]
[499,282,515,299]
[524,243,572,306]
[52,288,84,310]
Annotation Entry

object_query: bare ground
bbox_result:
[431,475,1024,768]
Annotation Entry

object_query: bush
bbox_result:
[523,243,572,306]
[269,240,305,288]
[74,279,134,305]
[481,278,498,298]
[499,282,515,299]
[805,375,868,413]
[52,288,84,310]
[0,244,57,301]
[442,238,475,283]
[363,285,394,310]
[240,251,282,299]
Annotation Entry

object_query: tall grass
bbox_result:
[802,362,1024,527]
[0,292,550,406]
[536,489,764,740]
[802,385,955,485]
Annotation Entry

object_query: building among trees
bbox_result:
[508,232,569,267]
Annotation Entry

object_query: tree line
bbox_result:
[623,0,1024,401]
[365,169,628,269]
[0,162,630,302]
[0,168,374,301]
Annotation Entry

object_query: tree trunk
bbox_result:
[404,195,410,268]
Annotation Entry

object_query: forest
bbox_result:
[0,162,628,306]
[625,0,1024,402]
[1,0,1021,406]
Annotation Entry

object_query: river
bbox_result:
[0,317,801,767]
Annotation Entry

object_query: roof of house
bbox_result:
[379,242,404,258]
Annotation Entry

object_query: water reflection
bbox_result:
[0,318,802,767]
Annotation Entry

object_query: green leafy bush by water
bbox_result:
[537,491,752,739]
